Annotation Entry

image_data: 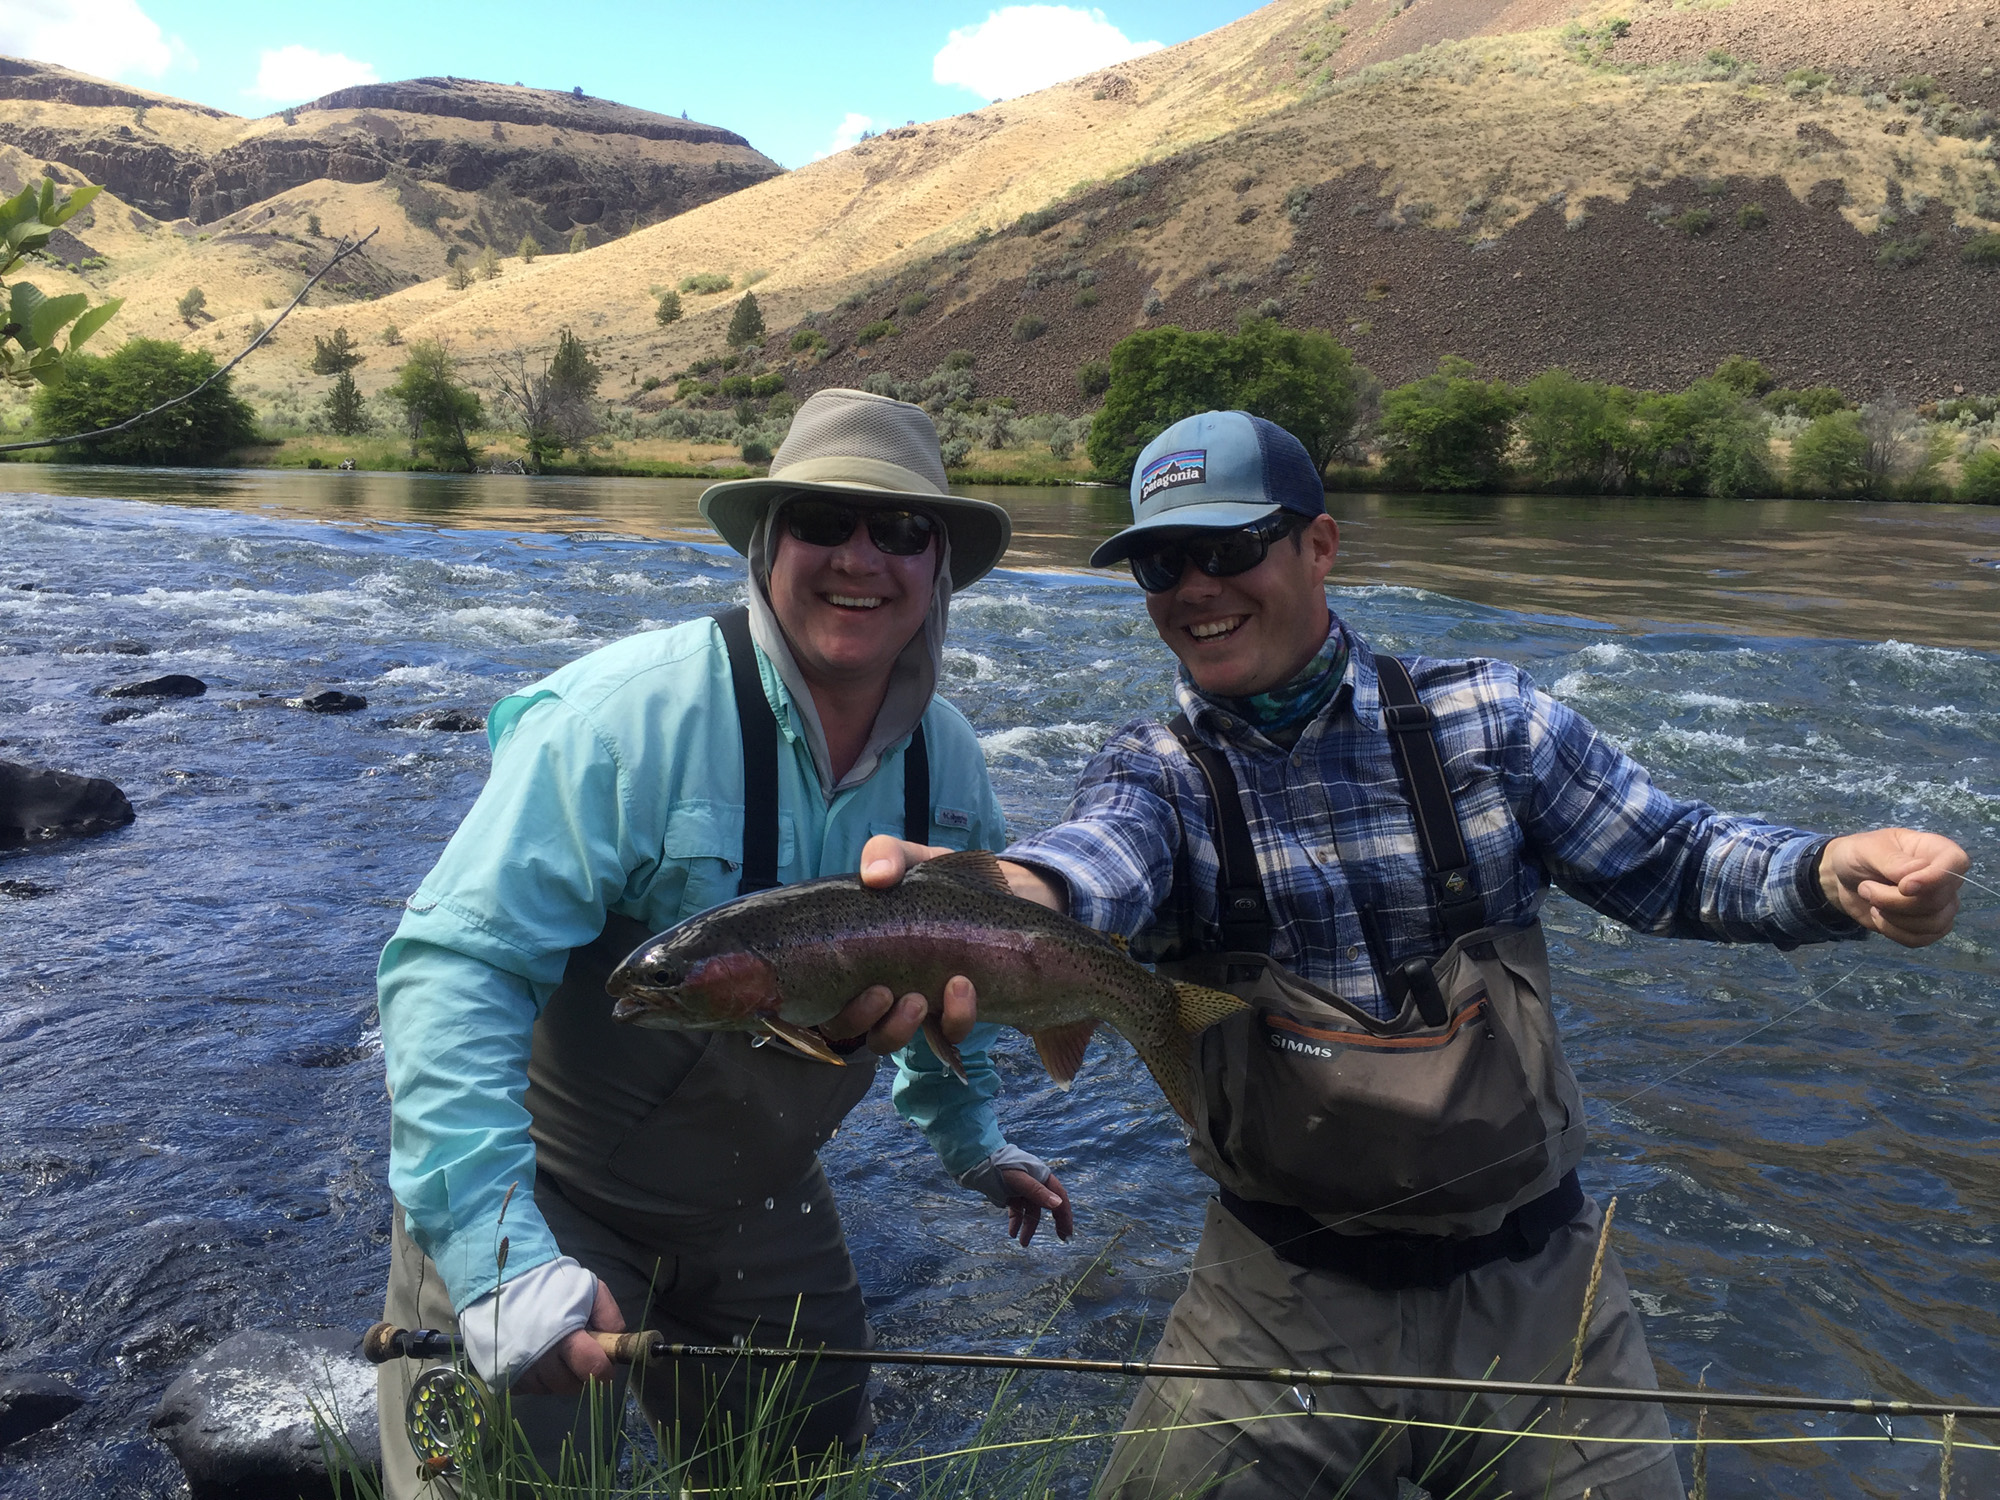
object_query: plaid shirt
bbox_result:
[1006,624,1862,1019]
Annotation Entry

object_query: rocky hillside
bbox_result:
[0,58,780,333]
[14,0,2000,420]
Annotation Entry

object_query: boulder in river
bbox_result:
[0,760,135,847]
[151,1329,380,1500]
[386,707,485,732]
[287,689,368,714]
[105,673,207,699]
[61,639,151,656]
[0,1371,84,1451]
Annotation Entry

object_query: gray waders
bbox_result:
[1102,657,1686,1500]
[378,606,927,1497]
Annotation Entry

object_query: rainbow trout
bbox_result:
[607,849,1245,1124]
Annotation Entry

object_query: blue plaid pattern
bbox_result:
[1006,626,1861,1019]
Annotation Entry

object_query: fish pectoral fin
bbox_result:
[1172,981,1248,1034]
[906,848,1013,894]
[758,1018,848,1067]
[922,1014,970,1084]
[1029,1020,1098,1090]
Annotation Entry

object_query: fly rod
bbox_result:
[361,1324,2000,1423]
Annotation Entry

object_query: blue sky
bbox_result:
[6,0,1258,167]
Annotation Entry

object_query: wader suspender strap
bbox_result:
[1168,713,1271,955]
[1372,655,1486,947]
[714,605,930,897]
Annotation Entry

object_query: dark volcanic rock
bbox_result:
[1,879,57,898]
[151,1329,380,1500]
[61,639,151,656]
[0,760,135,848]
[106,673,207,699]
[385,706,484,732]
[0,1371,84,1451]
[100,705,156,725]
[288,689,368,714]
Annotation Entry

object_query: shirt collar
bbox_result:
[1178,615,1368,751]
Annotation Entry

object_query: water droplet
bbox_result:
[800,1202,812,1214]
[736,1269,745,1280]
[1290,1385,1315,1413]
[764,1197,775,1210]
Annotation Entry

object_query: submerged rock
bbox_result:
[61,639,151,656]
[0,760,135,848]
[386,707,485,732]
[101,705,155,725]
[288,690,368,714]
[151,1329,380,1500]
[105,673,207,699]
[0,1371,83,1450]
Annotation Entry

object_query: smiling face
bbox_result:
[1143,513,1340,698]
[765,495,940,699]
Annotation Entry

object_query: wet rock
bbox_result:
[1,879,57,898]
[101,705,156,725]
[287,689,368,714]
[0,760,135,848]
[105,673,207,699]
[61,639,151,655]
[385,706,484,732]
[151,1329,380,1500]
[0,1371,83,1451]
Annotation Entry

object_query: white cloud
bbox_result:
[817,111,879,160]
[933,5,1163,102]
[0,0,178,80]
[250,45,377,104]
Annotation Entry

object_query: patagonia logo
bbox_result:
[1139,449,1207,503]
[934,806,971,830]
[1265,1028,1334,1059]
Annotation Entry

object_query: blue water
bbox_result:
[0,483,1995,1497]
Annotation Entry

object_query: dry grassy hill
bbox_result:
[10,0,2000,429]
[0,59,778,343]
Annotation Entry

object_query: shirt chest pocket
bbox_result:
[641,799,799,922]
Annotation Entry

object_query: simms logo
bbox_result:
[1266,1030,1333,1059]
[1138,449,1207,503]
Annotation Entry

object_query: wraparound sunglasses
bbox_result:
[784,499,938,556]
[1127,512,1304,593]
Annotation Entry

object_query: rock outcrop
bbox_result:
[0,760,135,847]
[0,1372,83,1451]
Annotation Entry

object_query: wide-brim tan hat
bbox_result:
[700,387,1012,592]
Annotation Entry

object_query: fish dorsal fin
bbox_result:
[1030,1019,1098,1089]
[906,848,1012,894]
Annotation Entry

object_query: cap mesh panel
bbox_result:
[1247,412,1326,515]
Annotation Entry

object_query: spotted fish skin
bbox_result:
[605,850,1243,1122]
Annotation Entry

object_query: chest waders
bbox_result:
[523,605,930,1214]
[1160,657,1587,1290]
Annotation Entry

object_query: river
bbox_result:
[1,469,1995,1498]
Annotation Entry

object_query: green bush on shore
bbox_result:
[1959,448,2000,503]
[31,338,255,464]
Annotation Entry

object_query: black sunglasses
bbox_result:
[784,498,938,557]
[1127,512,1303,593]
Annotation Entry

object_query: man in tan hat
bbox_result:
[374,389,1070,1493]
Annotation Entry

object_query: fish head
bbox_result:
[607,936,780,1032]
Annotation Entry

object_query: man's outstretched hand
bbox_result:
[512,1277,624,1396]
[1820,828,1968,946]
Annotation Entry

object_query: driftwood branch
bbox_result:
[0,227,381,455]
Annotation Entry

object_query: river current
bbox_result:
[1,471,1995,1498]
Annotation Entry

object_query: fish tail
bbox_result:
[1123,983,1248,1127]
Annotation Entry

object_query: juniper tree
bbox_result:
[322,369,369,435]
[177,286,206,323]
[517,234,539,263]
[655,288,682,326]
[726,291,765,348]
[310,326,364,376]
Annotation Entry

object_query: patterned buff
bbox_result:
[1197,622,1351,745]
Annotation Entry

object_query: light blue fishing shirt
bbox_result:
[379,616,1010,1311]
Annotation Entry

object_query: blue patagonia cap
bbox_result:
[1089,410,1325,567]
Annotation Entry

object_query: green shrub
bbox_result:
[567,227,588,254]
[944,348,977,371]
[1012,314,1048,342]
[655,289,683,325]
[1283,185,1313,222]
[1711,355,1774,398]
[1787,410,1869,496]
[726,292,766,347]
[680,272,733,295]
[1784,67,1832,94]
[177,286,207,323]
[1072,287,1099,309]
[641,375,661,391]
[676,377,702,399]
[1877,234,1931,267]
[718,374,754,398]
[383,339,483,471]
[1960,448,2000,502]
[750,373,787,398]
[1764,385,1846,419]
[1674,208,1714,237]
[1961,234,2000,267]
[31,338,256,464]
[1087,318,1360,480]
[1379,356,1521,491]
[899,291,930,318]
[1516,369,1640,491]
[857,320,896,345]
[1016,207,1062,235]
[790,328,829,356]
[744,268,769,286]
[1737,203,1768,230]
[1076,359,1111,398]
[517,234,539,263]
[741,436,773,465]
[1895,73,1937,100]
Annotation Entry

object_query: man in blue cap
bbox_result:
[860,409,1967,1498]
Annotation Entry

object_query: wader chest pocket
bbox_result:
[1196,987,1550,1221]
